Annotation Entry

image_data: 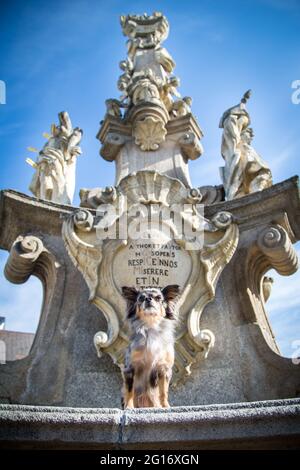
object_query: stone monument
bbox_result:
[27,111,83,205]
[0,12,299,449]
[219,90,273,200]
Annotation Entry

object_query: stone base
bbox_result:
[0,399,300,450]
[0,178,300,408]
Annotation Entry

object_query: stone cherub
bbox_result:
[131,71,161,106]
[170,96,192,118]
[219,90,272,200]
[79,185,118,209]
[160,76,181,111]
[105,99,128,119]
[117,59,133,102]
[27,111,83,205]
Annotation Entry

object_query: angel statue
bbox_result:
[27,111,83,205]
[160,76,181,112]
[219,90,272,200]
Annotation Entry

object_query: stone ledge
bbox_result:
[204,175,300,238]
[0,399,299,449]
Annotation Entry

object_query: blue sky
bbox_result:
[0,0,299,357]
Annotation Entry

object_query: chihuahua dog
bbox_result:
[121,285,180,408]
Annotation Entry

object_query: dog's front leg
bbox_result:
[125,391,134,409]
[123,367,135,409]
[158,368,172,408]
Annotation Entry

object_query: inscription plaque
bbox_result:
[113,238,192,289]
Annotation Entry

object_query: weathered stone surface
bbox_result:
[1,9,299,452]
[98,114,203,187]
[0,176,299,408]
[113,240,192,289]
[96,13,204,188]
[62,170,238,386]
[0,399,299,449]
[0,404,121,449]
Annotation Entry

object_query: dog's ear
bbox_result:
[162,284,180,319]
[162,285,181,301]
[122,286,139,319]
[122,286,138,301]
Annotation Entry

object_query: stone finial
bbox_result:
[120,12,170,48]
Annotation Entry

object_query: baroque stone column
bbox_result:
[96,12,203,187]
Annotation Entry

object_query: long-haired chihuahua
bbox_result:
[121,284,180,408]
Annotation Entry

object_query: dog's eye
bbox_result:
[155,296,162,301]
[139,295,146,302]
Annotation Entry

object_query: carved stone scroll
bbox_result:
[5,235,47,284]
[63,171,239,386]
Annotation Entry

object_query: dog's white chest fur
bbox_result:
[133,321,174,365]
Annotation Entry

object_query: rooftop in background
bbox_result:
[0,330,34,362]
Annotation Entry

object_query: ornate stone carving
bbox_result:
[27,111,83,205]
[198,185,225,204]
[133,116,167,150]
[179,132,203,161]
[100,132,127,162]
[4,235,57,319]
[62,171,239,386]
[235,222,299,351]
[62,209,103,300]
[130,75,161,106]
[4,235,46,284]
[257,225,298,275]
[161,77,181,112]
[170,96,192,118]
[119,15,180,151]
[80,185,118,209]
[105,99,128,118]
[97,12,203,185]
[219,90,272,200]
[1,10,300,416]
[120,13,169,49]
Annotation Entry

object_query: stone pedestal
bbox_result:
[0,177,299,408]
[97,113,203,187]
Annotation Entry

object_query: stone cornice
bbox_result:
[205,176,300,240]
[1,176,299,250]
[0,399,299,449]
